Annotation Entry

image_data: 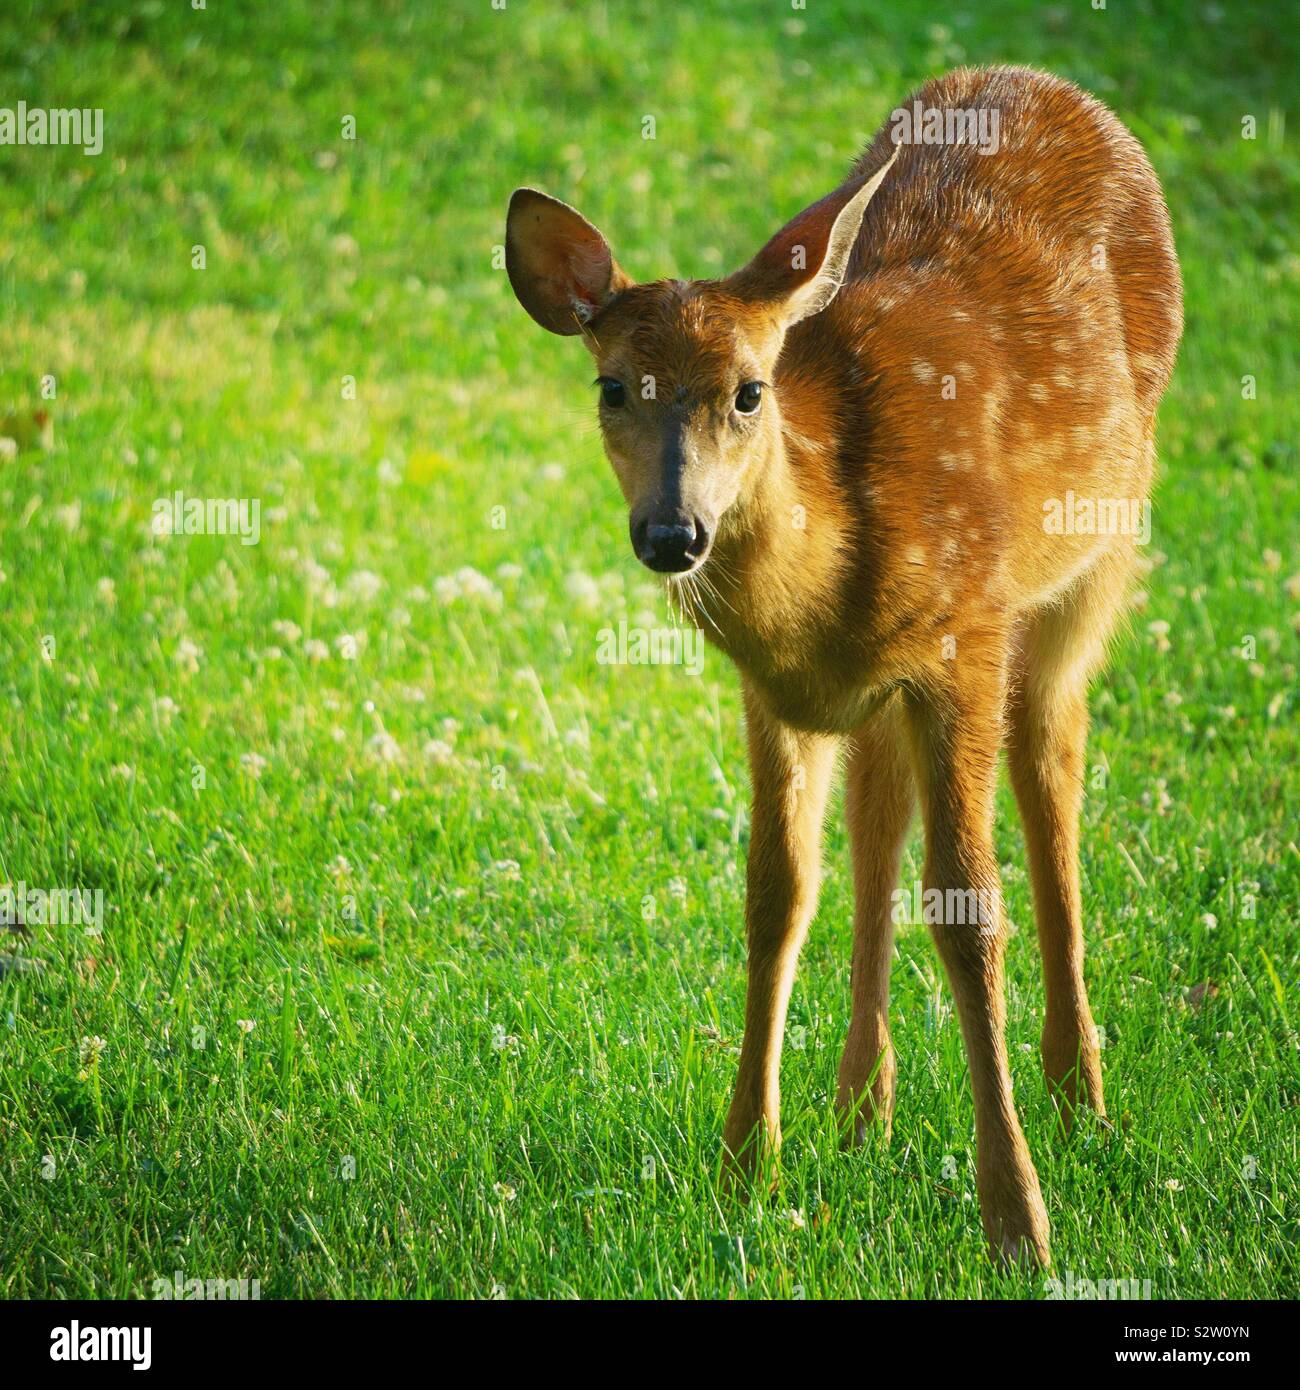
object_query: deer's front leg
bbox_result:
[722,686,838,1181]
[904,670,1051,1268]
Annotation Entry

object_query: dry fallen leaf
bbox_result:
[1186,981,1220,1012]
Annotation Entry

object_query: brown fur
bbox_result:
[506,65,1182,1267]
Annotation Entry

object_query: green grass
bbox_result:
[0,0,1297,1299]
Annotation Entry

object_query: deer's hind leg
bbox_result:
[836,693,915,1144]
[1007,547,1133,1126]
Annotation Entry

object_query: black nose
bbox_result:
[632,515,711,573]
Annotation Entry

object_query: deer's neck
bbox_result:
[704,408,854,668]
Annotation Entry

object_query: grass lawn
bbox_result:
[0,0,1296,1299]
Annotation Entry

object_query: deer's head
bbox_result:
[505,152,895,575]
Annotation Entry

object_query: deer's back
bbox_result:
[777,66,1182,632]
[846,65,1181,424]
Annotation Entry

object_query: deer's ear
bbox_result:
[727,146,899,325]
[506,188,632,336]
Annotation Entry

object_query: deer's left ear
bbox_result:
[727,146,899,325]
[506,188,633,335]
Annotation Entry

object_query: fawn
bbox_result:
[505,66,1181,1267]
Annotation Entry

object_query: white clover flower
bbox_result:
[564,571,601,608]
[367,732,401,764]
[458,567,499,603]
[96,577,117,607]
[301,558,332,590]
[345,569,384,602]
[174,637,202,674]
[240,752,268,779]
[303,638,329,662]
[434,566,502,609]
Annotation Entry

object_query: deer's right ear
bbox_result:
[726,146,899,326]
[505,189,631,336]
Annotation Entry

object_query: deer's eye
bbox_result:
[597,378,625,409]
[735,381,763,414]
